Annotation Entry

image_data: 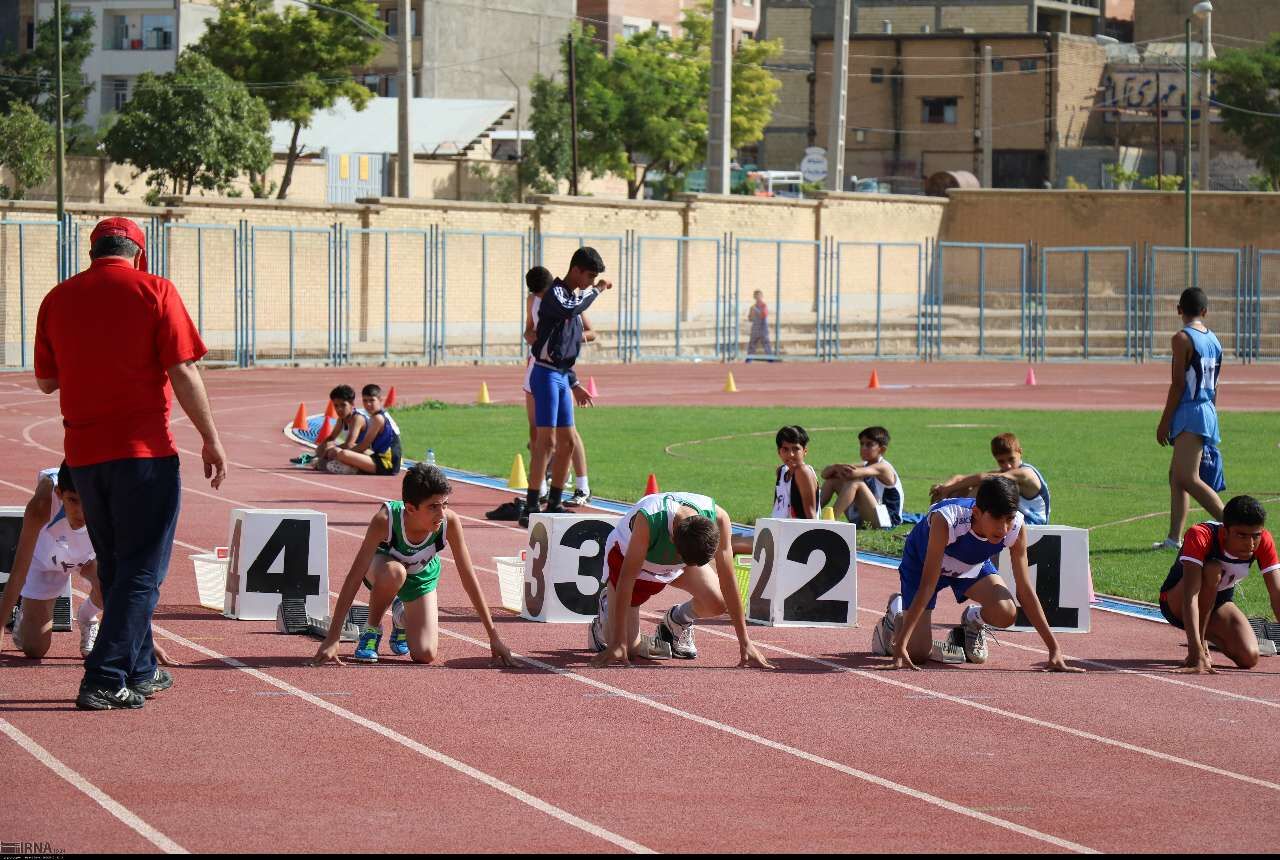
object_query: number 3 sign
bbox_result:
[224,508,328,621]
[996,525,1091,634]
[747,519,858,627]
[523,513,619,622]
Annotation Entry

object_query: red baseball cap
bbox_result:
[89,217,148,272]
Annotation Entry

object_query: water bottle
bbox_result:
[425,448,436,466]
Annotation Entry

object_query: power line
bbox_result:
[1210,98,1280,119]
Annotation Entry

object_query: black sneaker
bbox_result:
[518,512,530,528]
[76,684,145,710]
[129,668,174,699]
[543,502,568,515]
[485,497,526,521]
[564,489,591,508]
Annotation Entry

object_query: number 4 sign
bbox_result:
[747,519,858,627]
[996,525,1091,634]
[224,509,328,621]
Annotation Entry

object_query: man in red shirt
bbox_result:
[34,217,227,710]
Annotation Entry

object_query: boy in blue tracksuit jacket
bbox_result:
[522,246,612,526]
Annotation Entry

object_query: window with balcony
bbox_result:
[142,15,173,50]
[622,23,640,39]
[102,76,131,113]
[103,13,173,50]
[921,97,957,124]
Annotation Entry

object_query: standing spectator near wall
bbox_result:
[34,217,227,711]
[747,290,773,360]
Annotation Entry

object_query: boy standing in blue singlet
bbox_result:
[873,476,1082,672]
[311,464,514,666]
[1154,287,1225,550]
[931,432,1051,525]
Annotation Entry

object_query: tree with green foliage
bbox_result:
[527,7,781,199]
[104,52,272,197]
[0,0,96,151]
[196,0,381,199]
[1209,37,1280,191]
[0,102,55,199]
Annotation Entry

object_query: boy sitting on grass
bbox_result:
[819,426,904,528]
[930,432,1051,525]
[312,464,514,666]
[732,425,818,555]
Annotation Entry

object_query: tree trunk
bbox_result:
[277,122,302,200]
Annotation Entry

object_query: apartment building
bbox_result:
[1134,0,1280,44]
[576,0,760,51]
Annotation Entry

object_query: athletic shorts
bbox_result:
[373,443,402,477]
[605,544,670,607]
[529,363,574,428]
[1158,586,1236,630]
[846,502,903,528]
[899,560,997,611]
[19,567,73,601]
[1022,509,1049,526]
[365,555,441,603]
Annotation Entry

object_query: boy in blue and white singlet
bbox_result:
[1155,287,1225,551]
[820,426,904,528]
[312,464,513,666]
[873,476,1081,671]
[931,432,1050,525]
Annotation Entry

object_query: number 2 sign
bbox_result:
[747,519,858,627]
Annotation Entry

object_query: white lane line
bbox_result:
[148,625,654,855]
[0,718,189,854]
[431,627,1099,855]
[670,611,1280,793]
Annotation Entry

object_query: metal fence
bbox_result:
[4,215,1278,369]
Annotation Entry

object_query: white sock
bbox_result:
[670,600,698,628]
[539,479,549,495]
[887,594,904,618]
[575,475,589,493]
[962,604,984,629]
[76,598,101,629]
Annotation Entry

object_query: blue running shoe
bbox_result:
[389,598,409,657]
[353,627,382,663]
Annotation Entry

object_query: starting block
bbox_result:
[996,525,1091,633]
[524,513,618,622]
[746,518,858,627]
[0,506,71,632]
[275,596,369,642]
[224,509,329,621]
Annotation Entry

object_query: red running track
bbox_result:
[1,363,1278,854]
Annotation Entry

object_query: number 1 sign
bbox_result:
[996,525,1091,634]
[746,519,858,627]
[224,509,328,621]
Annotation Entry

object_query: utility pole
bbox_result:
[826,0,851,192]
[981,45,993,188]
[54,0,65,222]
[1198,7,1212,191]
[706,0,731,195]
[396,0,412,197]
[567,33,579,196]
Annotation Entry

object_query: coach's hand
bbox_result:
[738,641,774,669]
[572,386,594,407]
[591,643,628,668]
[204,437,228,489]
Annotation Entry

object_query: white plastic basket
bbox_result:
[494,556,525,613]
[190,552,228,611]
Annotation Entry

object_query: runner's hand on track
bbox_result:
[591,643,628,668]
[738,641,774,669]
[311,642,344,666]
[882,642,920,671]
[1176,652,1216,674]
[489,636,516,668]
[1043,650,1084,673]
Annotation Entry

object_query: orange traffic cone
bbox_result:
[867,368,881,389]
[586,376,599,397]
[324,399,337,421]
[644,473,660,495]
[385,385,397,408]
[291,402,307,432]
[1025,366,1037,386]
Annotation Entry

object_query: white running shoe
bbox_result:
[948,614,995,665]
[79,617,100,658]
[1151,537,1182,551]
[11,604,25,652]
[656,608,697,659]
[871,593,901,657]
[587,586,608,653]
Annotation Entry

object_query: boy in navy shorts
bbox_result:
[1160,495,1280,672]
[872,476,1081,672]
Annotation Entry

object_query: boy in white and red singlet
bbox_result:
[1160,495,1280,672]
[588,492,772,669]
